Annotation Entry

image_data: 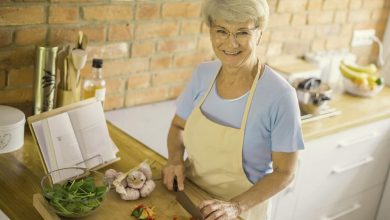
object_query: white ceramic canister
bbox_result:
[0,105,26,153]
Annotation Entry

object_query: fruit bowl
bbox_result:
[342,76,384,98]
[339,61,385,98]
[40,167,110,218]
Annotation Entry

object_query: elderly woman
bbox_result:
[162,0,304,219]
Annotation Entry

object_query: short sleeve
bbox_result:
[270,90,305,152]
[175,68,199,120]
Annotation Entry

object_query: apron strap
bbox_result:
[198,62,222,106]
[197,60,264,130]
[240,62,264,130]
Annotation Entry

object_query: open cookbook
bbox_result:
[28,99,120,183]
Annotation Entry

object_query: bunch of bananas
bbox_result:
[339,61,384,92]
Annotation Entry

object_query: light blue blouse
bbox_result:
[176,60,305,183]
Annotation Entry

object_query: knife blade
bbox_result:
[173,178,204,220]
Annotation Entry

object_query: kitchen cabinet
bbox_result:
[272,118,390,220]
[377,169,390,220]
[270,161,301,220]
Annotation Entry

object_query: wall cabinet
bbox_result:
[271,118,390,220]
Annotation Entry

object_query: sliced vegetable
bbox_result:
[131,204,155,220]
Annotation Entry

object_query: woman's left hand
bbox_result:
[199,199,241,220]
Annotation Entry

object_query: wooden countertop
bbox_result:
[302,87,390,141]
[0,123,210,220]
[1,87,389,219]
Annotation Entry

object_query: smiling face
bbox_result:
[210,19,261,69]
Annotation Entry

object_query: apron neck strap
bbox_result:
[197,60,264,130]
[240,62,264,130]
[198,63,222,105]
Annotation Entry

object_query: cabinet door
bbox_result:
[293,119,390,220]
[271,188,297,220]
[271,160,301,220]
[376,170,390,220]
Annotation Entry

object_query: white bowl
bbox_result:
[0,105,25,153]
[342,77,384,98]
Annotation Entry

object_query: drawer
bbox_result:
[305,118,390,148]
[293,120,390,213]
[294,185,384,220]
[304,119,390,165]
[296,136,390,205]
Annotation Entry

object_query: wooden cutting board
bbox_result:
[33,179,210,220]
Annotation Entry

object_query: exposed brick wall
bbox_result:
[0,0,389,115]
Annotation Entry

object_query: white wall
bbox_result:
[383,14,390,57]
[382,14,390,85]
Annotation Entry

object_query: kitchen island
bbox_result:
[0,122,210,220]
[1,88,390,220]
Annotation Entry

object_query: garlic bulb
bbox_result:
[104,169,118,185]
[116,172,128,188]
[127,170,146,189]
[120,188,140,200]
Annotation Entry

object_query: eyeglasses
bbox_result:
[211,26,259,43]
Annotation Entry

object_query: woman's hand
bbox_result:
[199,199,241,220]
[162,161,185,191]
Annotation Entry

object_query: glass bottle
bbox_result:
[82,58,106,106]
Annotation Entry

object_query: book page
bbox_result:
[68,101,117,168]
[32,121,53,172]
[41,113,86,183]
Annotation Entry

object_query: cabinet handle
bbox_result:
[337,132,379,148]
[331,156,374,174]
[322,203,361,220]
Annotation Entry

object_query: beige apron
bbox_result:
[183,64,268,220]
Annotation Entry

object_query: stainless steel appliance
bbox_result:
[293,78,332,114]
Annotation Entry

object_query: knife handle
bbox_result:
[173,177,179,192]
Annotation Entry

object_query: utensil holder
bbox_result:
[56,86,81,107]
[33,46,58,115]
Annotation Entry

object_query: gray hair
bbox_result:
[202,0,269,30]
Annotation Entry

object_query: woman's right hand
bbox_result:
[162,161,185,191]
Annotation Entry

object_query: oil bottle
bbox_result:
[82,58,106,106]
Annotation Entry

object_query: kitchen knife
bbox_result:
[173,178,204,220]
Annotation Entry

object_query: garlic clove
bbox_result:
[138,161,153,180]
[140,180,156,198]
